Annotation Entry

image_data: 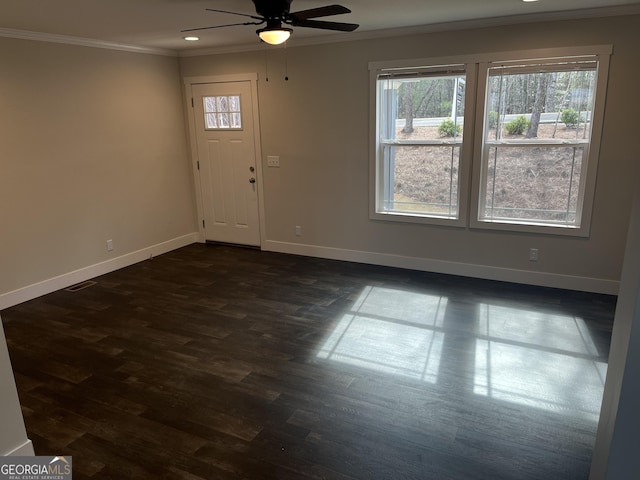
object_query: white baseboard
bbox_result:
[1,234,618,310]
[0,233,199,310]
[263,240,620,295]
[2,439,34,456]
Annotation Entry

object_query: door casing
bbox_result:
[184,74,265,247]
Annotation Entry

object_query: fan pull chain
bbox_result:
[284,41,289,81]
[263,41,289,82]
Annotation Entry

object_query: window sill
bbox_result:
[470,218,590,237]
[371,210,466,228]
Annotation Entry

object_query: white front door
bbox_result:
[191,80,261,246]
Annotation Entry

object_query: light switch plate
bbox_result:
[267,156,280,167]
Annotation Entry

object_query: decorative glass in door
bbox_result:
[203,95,242,130]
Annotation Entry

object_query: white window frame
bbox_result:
[369,56,477,227]
[369,46,611,237]
[469,46,611,237]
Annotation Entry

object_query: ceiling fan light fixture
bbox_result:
[183,2,359,45]
[257,26,292,45]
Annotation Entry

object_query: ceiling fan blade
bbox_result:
[289,5,351,21]
[205,8,263,21]
[181,21,263,33]
[291,19,359,32]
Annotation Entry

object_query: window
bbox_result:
[203,95,242,129]
[372,64,471,225]
[370,47,611,236]
[476,57,600,230]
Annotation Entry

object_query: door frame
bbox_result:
[183,73,265,247]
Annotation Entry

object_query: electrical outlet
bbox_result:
[295,226,302,236]
[529,248,539,262]
[106,239,114,252]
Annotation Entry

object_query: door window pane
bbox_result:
[203,95,242,130]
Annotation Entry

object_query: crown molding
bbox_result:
[0,27,176,56]
[178,4,640,57]
[1,4,638,58]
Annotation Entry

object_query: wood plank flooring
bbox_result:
[1,244,616,479]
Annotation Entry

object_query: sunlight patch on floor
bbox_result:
[473,304,607,421]
[317,286,607,421]
[316,286,447,383]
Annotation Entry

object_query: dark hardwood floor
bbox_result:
[1,244,616,479]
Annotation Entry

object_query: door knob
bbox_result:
[249,178,256,184]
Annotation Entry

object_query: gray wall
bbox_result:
[180,14,640,293]
[0,38,196,302]
[0,315,32,455]
[2,14,637,303]
[591,184,640,479]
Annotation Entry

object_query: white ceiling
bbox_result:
[1,0,639,55]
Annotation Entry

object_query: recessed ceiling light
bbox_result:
[183,36,200,41]
[522,0,539,2]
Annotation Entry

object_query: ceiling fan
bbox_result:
[182,0,359,45]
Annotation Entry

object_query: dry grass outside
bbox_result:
[392,124,586,221]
